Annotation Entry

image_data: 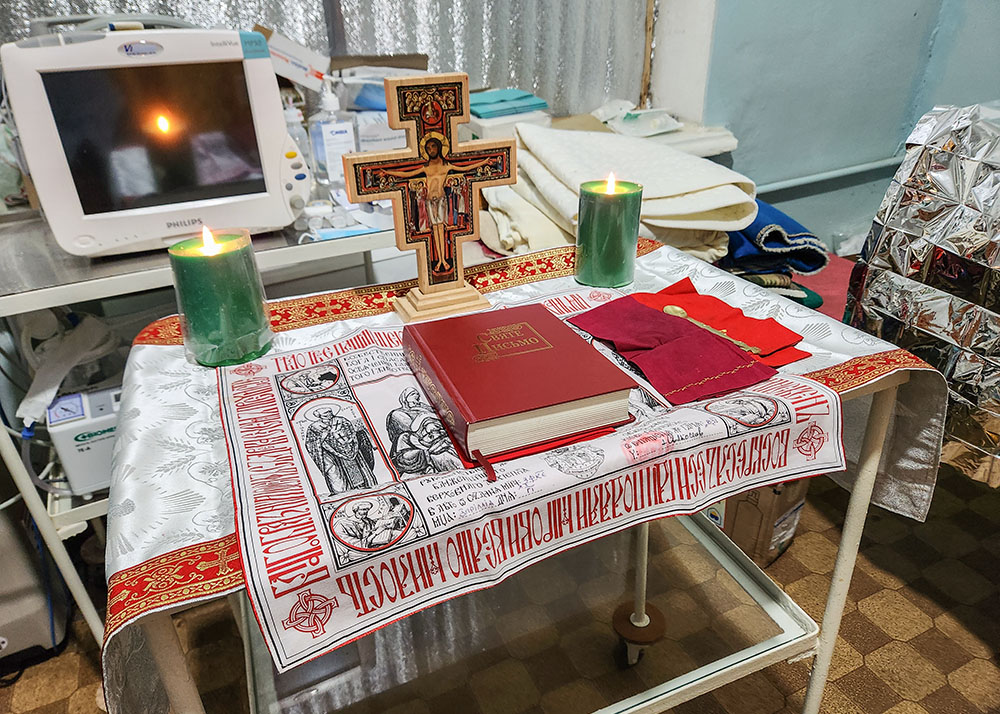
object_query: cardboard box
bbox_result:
[329,54,428,71]
[551,114,613,133]
[704,479,809,568]
[355,111,408,152]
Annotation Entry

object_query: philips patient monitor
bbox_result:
[1,29,311,256]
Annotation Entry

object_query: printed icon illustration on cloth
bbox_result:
[215,306,843,671]
[568,295,778,404]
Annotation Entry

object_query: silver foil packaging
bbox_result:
[848,103,1000,487]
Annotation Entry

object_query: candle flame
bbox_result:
[156,115,170,134]
[200,226,222,256]
[605,172,616,194]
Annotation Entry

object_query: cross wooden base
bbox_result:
[394,281,492,322]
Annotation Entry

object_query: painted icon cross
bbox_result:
[343,73,516,296]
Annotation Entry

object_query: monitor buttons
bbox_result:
[75,235,96,249]
[285,182,293,191]
[290,196,305,210]
[291,161,303,170]
[294,173,307,181]
[285,151,298,159]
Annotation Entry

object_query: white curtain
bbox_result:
[1,0,649,115]
[0,0,329,52]
[338,0,649,116]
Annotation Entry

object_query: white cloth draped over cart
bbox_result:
[100,245,946,714]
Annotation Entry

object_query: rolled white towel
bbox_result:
[640,225,729,263]
[481,184,572,255]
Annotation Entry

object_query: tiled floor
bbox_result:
[691,466,1000,714]
[0,617,104,714]
[2,464,998,714]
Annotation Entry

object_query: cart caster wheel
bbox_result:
[615,638,644,668]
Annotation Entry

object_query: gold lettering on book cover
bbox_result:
[473,322,553,362]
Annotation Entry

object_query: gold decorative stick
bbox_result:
[662,305,761,354]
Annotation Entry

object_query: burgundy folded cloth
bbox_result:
[569,296,777,404]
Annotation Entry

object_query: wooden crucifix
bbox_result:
[342,72,516,322]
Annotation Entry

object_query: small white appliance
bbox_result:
[45,386,121,495]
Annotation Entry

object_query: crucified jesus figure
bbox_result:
[378,137,493,271]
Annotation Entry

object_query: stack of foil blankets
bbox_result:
[848,104,1000,487]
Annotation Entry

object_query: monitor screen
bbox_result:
[41,61,266,215]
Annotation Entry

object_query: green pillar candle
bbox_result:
[575,176,643,288]
[167,228,273,367]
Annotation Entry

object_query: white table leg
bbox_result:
[801,385,898,714]
[629,521,649,627]
[363,250,375,284]
[141,611,207,714]
[89,516,107,546]
[613,521,665,666]
[228,592,246,642]
[0,432,105,643]
[631,521,651,628]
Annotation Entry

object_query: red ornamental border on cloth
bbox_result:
[107,242,934,645]
[805,348,929,393]
[105,535,242,637]
[134,240,660,345]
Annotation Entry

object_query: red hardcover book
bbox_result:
[402,303,636,461]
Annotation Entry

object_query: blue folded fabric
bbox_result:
[718,199,829,275]
[354,83,388,110]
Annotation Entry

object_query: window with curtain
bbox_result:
[335,0,649,116]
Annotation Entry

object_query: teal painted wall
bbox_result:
[913,0,1000,118]
[703,1,940,186]
[701,0,1000,250]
